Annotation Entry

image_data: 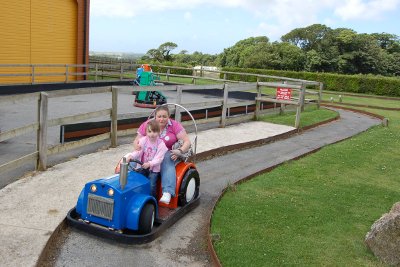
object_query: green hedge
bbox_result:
[222,67,400,97]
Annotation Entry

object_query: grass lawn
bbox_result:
[321,94,400,109]
[211,96,400,266]
[258,105,338,128]
[158,75,220,85]
[259,87,400,109]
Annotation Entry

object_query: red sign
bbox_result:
[276,87,292,100]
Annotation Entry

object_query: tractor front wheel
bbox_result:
[138,203,155,234]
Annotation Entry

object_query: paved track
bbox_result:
[50,109,381,266]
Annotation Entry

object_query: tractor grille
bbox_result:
[87,194,114,220]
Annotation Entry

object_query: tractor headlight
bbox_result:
[90,184,97,192]
[107,188,114,197]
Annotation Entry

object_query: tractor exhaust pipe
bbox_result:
[119,157,128,190]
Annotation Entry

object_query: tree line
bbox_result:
[141,24,400,77]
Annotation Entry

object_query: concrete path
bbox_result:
[0,108,381,266]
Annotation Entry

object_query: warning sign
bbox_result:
[276,88,292,100]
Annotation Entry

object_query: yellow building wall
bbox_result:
[0,0,78,84]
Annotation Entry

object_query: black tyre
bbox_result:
[178,168,200,206]
[138,203,155,234]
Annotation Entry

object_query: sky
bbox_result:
[89,0,400,55]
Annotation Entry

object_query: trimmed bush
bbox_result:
[222,67,400,97]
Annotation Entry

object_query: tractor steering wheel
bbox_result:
[128,158,144,172]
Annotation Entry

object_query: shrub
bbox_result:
[222,67,400,97]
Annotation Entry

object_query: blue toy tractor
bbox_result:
[66,104,200,244]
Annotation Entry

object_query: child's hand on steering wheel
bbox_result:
[142,162,151,169]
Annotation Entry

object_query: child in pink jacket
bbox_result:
[124,120,168,198]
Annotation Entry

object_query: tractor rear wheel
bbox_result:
[178,168,200,206]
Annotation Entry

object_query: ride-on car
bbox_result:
[67,104,200,244]
[133,64,167,109]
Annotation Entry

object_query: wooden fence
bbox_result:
[0,80,320,178]
[0,63,321,88]
[0,64,88,84]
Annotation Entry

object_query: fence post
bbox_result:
[318,82,323,109]
[175,86,183,122]
[294,104,301,129]
[254,78,261,120]
[167,68,170,81]
[37,92,48,171]
[31,65,35,84]
[295,83,305,128]
[65,64,69,83]
[95,64,98,82]
[300,82,306,112]
[120,64,123,81]
[220,83,229,127]
[111,86,118,147]
[280,104,286,115]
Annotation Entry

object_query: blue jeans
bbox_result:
[147,171,159,198]
[139,169,159,198]
[129,163,159,198]
[161,151,177,197]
